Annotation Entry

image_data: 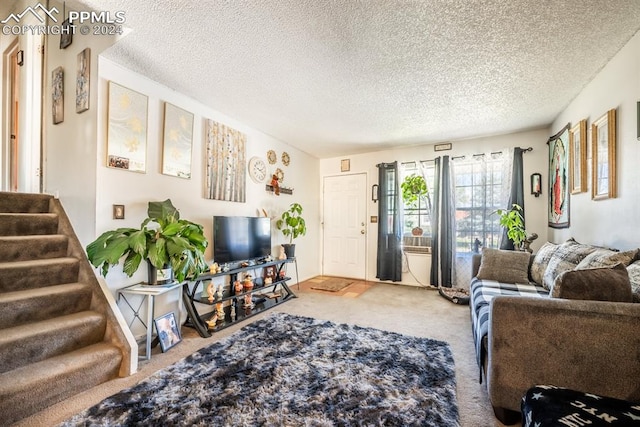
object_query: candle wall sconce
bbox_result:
[531,173,542,197]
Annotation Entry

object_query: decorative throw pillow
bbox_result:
[575,248,639,270]
[551,263,632,302]
[626,260,640,303]
[542,238,598,290]
[476,247,531,284]
[530,242,559,286]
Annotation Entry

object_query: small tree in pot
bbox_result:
[401,174,429,236]
[494,203,527,250]
[276,203,307,258]
[86,199,208,284]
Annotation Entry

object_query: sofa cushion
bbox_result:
[476,248,530,284]
[575,248,639,270]
[530,242,559,286]
[551,263,632,302]
[542,238,598,290]
[627,260,640,303]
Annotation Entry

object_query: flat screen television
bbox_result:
[213,216,271,264]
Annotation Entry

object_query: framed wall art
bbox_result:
[76,48,90,113]
[548,123,570,228]
[569,119,587,194]
[52,66,64,124]
[59,19,72,49]
[106,82,148,173]
[591,109,616,200]
[161,102,194,178]
[205,119,246,202]
[154,312,182,352]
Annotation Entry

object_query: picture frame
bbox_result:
[76,48,90,113]
[52,67,64,124]
[263,265,277,282]
[60,19,72,49]
[591,109,617,200]
[569,119,587,194]
[434,143,452,152]
[154,312,182,352]
[113,204,125,220]
[548,123,570,228]
[162,102,194,178]
[107,81,148,173]
[341,159,350,172]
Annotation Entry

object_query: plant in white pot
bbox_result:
[276,203,307,258]
[494,203,528,250]
[86,199,208,284]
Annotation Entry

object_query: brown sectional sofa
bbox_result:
[469,239,640,424]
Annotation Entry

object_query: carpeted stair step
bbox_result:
[0,342,122,426]
[0,212,58,236]
[0,191,51,213]
[0,235,69,262]
[0,283,92,329]
[0,257,79,293]
[0,311,106,374]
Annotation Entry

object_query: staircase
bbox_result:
[0,192,133,425]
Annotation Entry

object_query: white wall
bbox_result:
[319,128,549,285]
[549,30,640,250]
[95,58,321,295]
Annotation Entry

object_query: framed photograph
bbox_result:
[76,48,90,113]
[154,312,182,352]
[162,102,194,178]
[60,19,72,49]
[591,109,617,200]
[113,204,125,219]
[548,123,570,228]
[52,67,64,124]
[341,159,350,172]
[569,119,587,194]
[263,265,277,282]
[434,143,452,152]
[107,81,148,173]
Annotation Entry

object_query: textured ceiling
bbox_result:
[76,0,640,158]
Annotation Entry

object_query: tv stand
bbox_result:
[182,259,296,337]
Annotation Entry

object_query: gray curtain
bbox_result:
[429,156,453,288]
[376,162,402,281]
[500,148,526,250]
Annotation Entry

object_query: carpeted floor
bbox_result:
[14,282,518,427]
[60,313,460,426]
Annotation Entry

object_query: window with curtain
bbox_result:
[400,161,435,253]
[453,154,506,254]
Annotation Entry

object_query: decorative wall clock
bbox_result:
[267,150,277,164]
[248,156,267,183]
[282,151,290,166]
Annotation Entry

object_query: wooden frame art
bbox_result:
[569,119,587,194]
[591,109,617,200]
[548,124,570,228]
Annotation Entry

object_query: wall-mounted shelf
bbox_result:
[265,184,293,195]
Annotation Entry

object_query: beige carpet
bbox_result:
[13,282,519,427]
[309,277,354,292]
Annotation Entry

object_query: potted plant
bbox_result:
[86,199,208,284]
[401,174,428,236]
[276,202,307,258]
[494,203,527,250]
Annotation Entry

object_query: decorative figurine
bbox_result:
[243,293,254,309]
[234,280,243,295]
[206,281,215,302]
[270,174,280,195]
[278,245,286,260]
[230,302,236,320]
[279,270,286,279]
[210,262,220,274]
[206,312,218,329]
[243,274,254,291]
[215,285,224,318]
[265,277,273,285]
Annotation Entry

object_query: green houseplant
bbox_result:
[401,174,429,236]
[86,199,208,283]
[494,203,527,250]
[276,203,307,258]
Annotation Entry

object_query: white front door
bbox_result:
[322,173,367,279]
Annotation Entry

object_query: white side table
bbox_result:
[117,282,182,360]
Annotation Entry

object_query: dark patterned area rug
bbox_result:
[61,313,460,426]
